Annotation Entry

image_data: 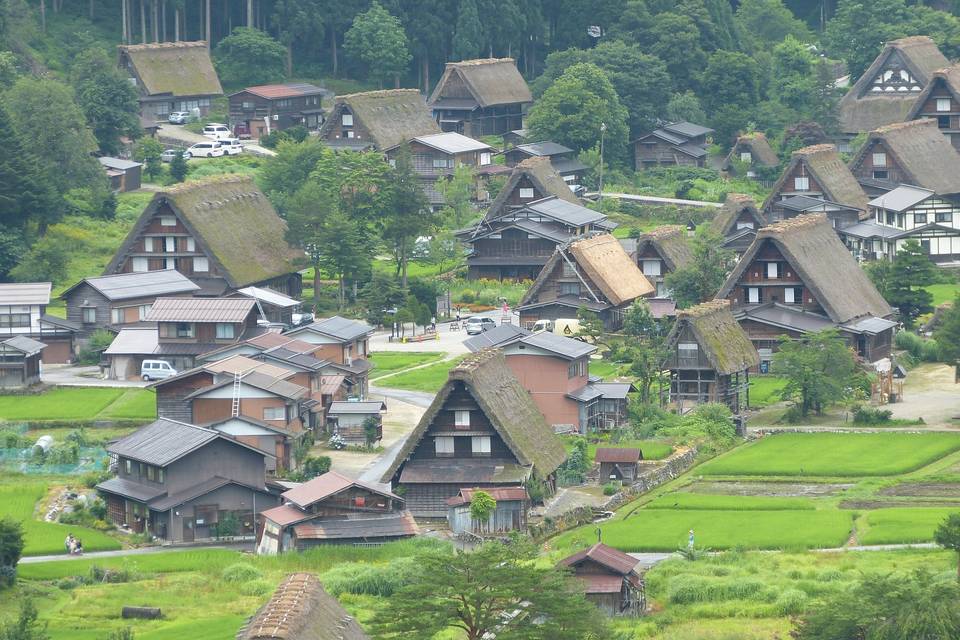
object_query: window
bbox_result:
[939,115,951,129]
[435,436,455,457]
[175,322,193,338]
[872,152,887,167]
[678,342,699,365]
[263,407,285,420]
[165,236,175,252]
[559,282,580,296]
[568,359,585,378]
[472,436,491,456]
[873,170,888,180]
[160,215,176,226]
[82,307,96,324]
[165,258,176,270]
[146,465,156,481]
[138,304,152,320]
[124,459,132,474]
[199,98,210,108]
[158,468,164,483]
[937,211,953,223]
[740,151,752,163]
[132,257,148,272]
[454,410,470,427]
[433,157,451,169]
[518,188,534,199]
[241,101,255,110]
[767,262,779,279]
[216,323,235,339]
[561,262,577,278]
[747,287,761,303]
[193,256,209,272]
[341,113,353,126]
[937,98,951,112]
[642,260,661,276]
[794,176,809,191]
[914,212,928,225]
[144,237,154,252]
[737,221,754,230]
[0,311,30,328]
[479,152,491,166]
[784,287,796,304]
[186,237,195,252]
[111,308,123,324]
[346,130,355,138]
[886,211,896,225]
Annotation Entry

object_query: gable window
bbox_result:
[131,257,148,272]
[165,236,176,252]
[937,98,951,112]
[454,410,470,427]
[747,287,761,304]
[160,215,176,227]
[472,436,491,457]
[124,459,132,474]
[873,170,888,180]
[138,304,152,320]
[144,237,154,252]
[193,257,209,272]
[186,237,195,252]
[263,406,285,421]
[241,100,255,110]
[479,152,491,166]
[784,287,803,304]
[766,262,779,279]
[794,176,809,191]
[341,113,353,126]
[165,258,176,270]
[737,221,754,230]
[111,308,123,325]
[642,260,661,276]
[559,282,580,297]
[678,342,699,366]
[518,188,535,199]
[872,152,887,167]
[740,151,752,163]
[435,436,455,457]
[82,307,96,324]
[215,323,235,339]
[938,115,951,129]
[175,322,193,338]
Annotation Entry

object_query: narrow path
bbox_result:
[20,541,252,564]
[583,192,723,208]
[369,353,459,383]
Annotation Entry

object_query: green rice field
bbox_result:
[0,387,155,422]
[858,507,960,545]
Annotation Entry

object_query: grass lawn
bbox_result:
[926,282,960,306]
[368,351,445,378]
[588,358,625,379]
[698,433,960,477]
[564,436,673,462]
[748,375,787,408]
[646,493,815,511]
[0,387,156,422]
[858,507,960,545]
[375,357,463,393]
[96,389,156,420]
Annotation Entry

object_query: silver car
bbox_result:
[464,316,497,335]
[168,111,190,124]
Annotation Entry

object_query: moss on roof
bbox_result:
[635,225,694,271]
[486,156,580,221]
[319,89,440,150]
[763,144,869,217]
[671,300,759,374]
[119,41,222,97]
[429,58,532,108]
[712,194,765,236]
[852,119,960,195]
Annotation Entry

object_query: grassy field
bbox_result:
[926,282,960,306]
[748,375,787,408]
[375,357,463,393]
[646,493,815,511]
[587,358,624,379]
[563,436,674,462]
[368,351,445,378]
[858,507,960,545]
[698,433,960,477]
[0,387,155,422]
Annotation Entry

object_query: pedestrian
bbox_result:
[688,529,695,549]
[73,539,83,555]
[65,533,74,553]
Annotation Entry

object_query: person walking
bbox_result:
[64,533,74,553]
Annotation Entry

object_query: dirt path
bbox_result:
[889,363,960,427]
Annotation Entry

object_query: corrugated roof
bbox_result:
[95,476,167,503]
[239,82,327,99]
[594,448,641,463]
[662,121,714,138]
[0,336,46,355]
[146,297,256,323]
[119,41,222,98]
[840,221,904,239]
[413,132,492,154]
[868,184,935,212]
[293,316,374,342]
[519,331,596,360]
[0,282,51,306]
[559,542,640,575]
[526,197,605,227]
[514,141,574,157]
[327,401,385,415]
[261,503,311,527]
[398,458,531,484]
[104,328,159,355]
[236,286,301,309]
[64,270,199,301]
[463,324,532,352]
[578,574,625,594]
[107,418,220,466]
[292,512,419,540]
[446,486,528,506]
[429,58,532,109]
[282,471,399,509]
[736,303,836,333]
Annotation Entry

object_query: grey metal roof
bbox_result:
[184,370,308,401]
[662,121,714,138]
[518,296,610,313]
[104,328,159,355]
[550,157,588,174]
[463,324,531,352]
[294,316,374,342]
[566,384,604,402]
[0,335,46,355]
[842,316,898,334]
[236,286,300,308]
[510,220,575,243]
[638,129,685,145]
[591,382,634,399]
[292,511,418,540]
[429,97,478,110]
[261,346,329,371]
[778,195,861,213]
[398,458,531,484]
[40,314,81,331]
[149,476,270,511]
[413,132,492,154]
[675,141,708,158]
[525,197,605,226]
[145,297,256,323]
[95,476,167,503]
[514,141,574,157]
[327,401,385,414]
[98,156,142,171]
[839,222,904,239]
[65,270,200,301]
[108,419,221,466]
[868,185,935,212]
[736,304,834,333]
[0,282,51,305]
[519,331,596,360]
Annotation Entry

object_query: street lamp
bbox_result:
[598,122,607,203]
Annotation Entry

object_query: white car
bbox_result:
[141,360,178,381]
[167,111,190,124]
[202,123,231,140]
[160,148,189,162]
[186,141,224,158]
[219,138,244,155]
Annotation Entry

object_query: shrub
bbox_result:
[0,429,28,448]
[222,563,263,583]
[77,329,115,365]
[239,578,274,596]
[667,575,766,604]
[322,557,419,597]
[476,288,499,306]
[852,405,893,425]
[921,339,941,362]
[602,483,619,496]
[57,576,85,590]
[775,588,808,615]
[458,289,476,304]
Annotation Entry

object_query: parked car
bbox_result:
[220,138,243,155]
[141,360,178,381]
[464,316,497,335]
[186,141,224,158]
[168,111,190,124]
[160,148,189,162]
[202,123,231,140]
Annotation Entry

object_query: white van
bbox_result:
[141,360,178,381]
[202,123,231,140]
[219,138,244,155]
[186,141,224,158]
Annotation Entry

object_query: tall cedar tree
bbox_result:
[285,182,339,304]
[379,144,433,289]
[773,329,857,417]
[663,227,732,309]
[371,539,608,640]
[452,0,483,61]
[885,239,940,324]
[271,0,324,76]
[0,103,56,235]
[70,48,141,155]
[343,2,411,88]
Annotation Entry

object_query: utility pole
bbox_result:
[598,121,607,203]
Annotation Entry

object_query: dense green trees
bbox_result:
[663,228,733,309]
[774,329,858,417]
[344,2,411,88]
[867,240,941,325]
[213,27,287,87]
[933,295,960,378]
[70,48,140,154]
[0,516,23,588]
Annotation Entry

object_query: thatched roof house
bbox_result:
[762,144,870,220]
[105,175,301,296]
[669,301,760,375]
[486,156,580,220]
[712,194,766,236]
[118,41,223,119]
[236,573,369,640]
[634,226,693,273]
[428,58,532,136]
[318,89,440,151]
[838,36,949,135]
[906,64,960,151]
[723,132,779,174]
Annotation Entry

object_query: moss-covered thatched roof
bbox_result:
[762,144,869,218]
[712,194,766,237]
[319,89,440,151]
[485,156,580,221]
[669,300,759,374]
[723,132,779,169]
[850,119,960,196]
[634,226,693,271]
[428,58,532,108]
[119,41,222,97]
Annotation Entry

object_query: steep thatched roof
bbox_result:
[907,64,960,120]
[634,226,693,271]
[484,156,580,221]
[712,194,766,236]
[717,215,891,323]
[851,119,960,195]
[119,41,222,97]
[763,144,869,216]
[669,300,759,374]
[106,176,299,288]
[320,89,439,150]
[428,58,532,108]
[724,132,779,169]
[381,349,566,483]
[838,36,948,134]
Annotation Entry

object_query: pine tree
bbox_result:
[452,0,483,61]
[169,151,188,183]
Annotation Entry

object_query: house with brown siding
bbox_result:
[632,121,713,171]
[118,41,223,121]
[427,58,532,137]
[383,132,494,208]
[104,176,302,298]
[907,64,960,150]
[711,194,767,254]
[716,215,896,367]
[837,36,948,141]
[380,349,566,518]
[722,132,779,179]
[96,418,281,543]
[519,234,654,331]
[629,226,693,299]
[504,141,588,188]
[228,82,329,139]
[284,316,374,397]
[559,543,645,616]
[0,282,77,364]
[257,472,417,553]
[595,448,642,483]
[318,89,440,151]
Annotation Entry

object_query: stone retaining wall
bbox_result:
[602,447,698,510]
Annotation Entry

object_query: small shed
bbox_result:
[595,448,642,483]
[99,157,143,192]
[326,400,386,445]
[559,543,645,616]
[0,336,46,388]
[446,486,529,535]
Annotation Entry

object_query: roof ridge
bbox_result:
[873,118,936,134]
[337,88,422,100]
[792,143,836,157]
[678,299,731,318]
[120,40,207,51]
[163,174,253,194]
[891,35,937,47]
[447,57,517,67]
[643,225,685,238]
[762,213,827,235]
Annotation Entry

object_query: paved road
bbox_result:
[369,309,517,355]
[42,365,148,388]
[156,123,276,157]
[584,192,723,208]
[20,541,253,564]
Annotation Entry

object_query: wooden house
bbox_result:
[632,121,713,171]
[504,141,588,188]
[711,194,767,253]
[446,486,529,535]
[231,286,301,326]
[837,36,948,142]
[761,144,868,225]
[907,64,960,150]
[559,543,645,616]
[595,448,642,483]
[629,226,693,299]
[257,472,417,553]
[99,157,142,192]
[380,349,566,518]
[96,418,281,542]
[228,82,329,139]
[285,316,374,398]
[383,132,494,208]
[0,282,77,364]
[663,300,759,412]
[325,401,385,446]
[0,336,45,388]
[518,234,654,331]
[317,89,440,151]
[722,132,779,179]
[716,215,896,367]
[237,573,370,640]
[427,58,532,137]
[118,41,223,121]
[62,270,200,345]
[104,175,302,298]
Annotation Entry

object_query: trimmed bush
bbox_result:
[221,563,262,583]
[239,578,274,596]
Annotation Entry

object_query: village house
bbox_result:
[907,64,960,150]
[230,286,301,327]
[518,234,654,331]
[228,82,329,139]
[837,36,948,144]
[317,89,440,151]
[595,448,642,484]
[632,121,714,171]
[236,573,370,640]
[118,41,223,121]
[761,144,869,226]
[663,300,760,412]
[96,418,281,543]
[627,226,693,299]
[446,486,529,535]
[257,472,417,553]
[504,141,588,189]
[99,157,142,192]
[104,176,302,298]
[284,316,374,398]
[722,132,779,179]
[0,336,45,388]
[716,215,896,367]
[383,132,494,207]
[0,282,77,364]
[711,194,767,254]
[325,400,386,446]
[427,58,532,137]
[459,157,614,280]
[559,543,645,616]
[62,270,200,345]
[380,349,566,518]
